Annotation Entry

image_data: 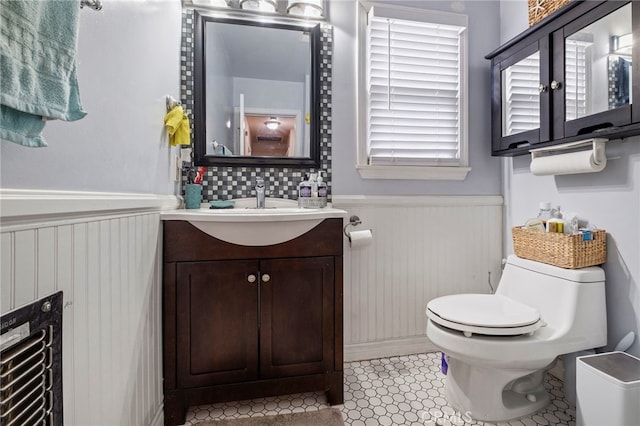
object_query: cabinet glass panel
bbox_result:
[501,51,540,137]
[565,3,632,121]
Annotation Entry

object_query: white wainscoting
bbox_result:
[0,190,179,426]
[332,195,504,362]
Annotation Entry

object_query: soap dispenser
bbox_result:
[317,172,327,198]
[309,173,318,198]
[298,174,312,207]
[317,172,328,207]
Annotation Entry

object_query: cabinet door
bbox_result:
[176,260,259,388]
[259,257,334,378]
[493,36,551,153]
[554,1,633,138]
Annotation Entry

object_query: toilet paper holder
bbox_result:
[530,138,607,164]
[343,215,363,240]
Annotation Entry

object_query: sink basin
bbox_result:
[231,197,299,209]
[160,198,346,246]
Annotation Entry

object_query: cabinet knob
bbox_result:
[261,274,271,283]
[538,83,548,93]
[551,80,562,90]
[247,274,257,283]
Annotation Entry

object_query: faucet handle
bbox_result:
[255,177,265,188]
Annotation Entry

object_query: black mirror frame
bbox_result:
[193,11,321,168]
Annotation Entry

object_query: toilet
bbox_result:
[426,255,606,422]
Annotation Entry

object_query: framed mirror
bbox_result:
[193,11,321,167]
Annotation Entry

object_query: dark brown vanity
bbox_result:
[162,218,344,426]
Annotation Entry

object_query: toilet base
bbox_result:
[444,357,552,422]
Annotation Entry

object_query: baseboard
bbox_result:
[549,358,564,380]
[150,403,164,426]
[345,336,440,362]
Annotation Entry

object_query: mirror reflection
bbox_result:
[193,12,321,167]
[565,3,632,121]
[501,51,541,137]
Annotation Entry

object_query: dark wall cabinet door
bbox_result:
[553,1,634,140]
[491,37,551,152]
[259,257,335,379]
[176,260,259,388]
[488,0,639,156]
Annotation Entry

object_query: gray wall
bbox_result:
[0,1,182,194]
[500,0,640,357]
[330,0,502,196]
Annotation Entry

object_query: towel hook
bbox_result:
[166,95,181,112]
[343,215,362,240]
[80,0,103,11]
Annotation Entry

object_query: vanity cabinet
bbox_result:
[162,219,343,426]
[487,0,640,156]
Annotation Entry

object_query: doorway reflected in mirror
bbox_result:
[243,115,297,157]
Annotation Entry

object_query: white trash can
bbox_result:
[576,351,640,426]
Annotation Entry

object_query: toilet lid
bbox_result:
[427,294,542,336]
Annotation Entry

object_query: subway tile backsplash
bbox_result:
[180,10,333,202]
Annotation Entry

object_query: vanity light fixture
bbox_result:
[192,0,229,7]
[286,0,323,18]
[264,117,280,130]
[240,0,276,13]
[611,33,633,55]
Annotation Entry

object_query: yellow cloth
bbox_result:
[164,105,191,146]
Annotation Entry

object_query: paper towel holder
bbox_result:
[530,138,607,165]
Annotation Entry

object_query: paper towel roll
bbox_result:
[349,229,373,248]
[530,150,606,176]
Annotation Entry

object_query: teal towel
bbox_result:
[0,0,87,147]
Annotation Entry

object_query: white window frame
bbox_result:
[356,1,470,180]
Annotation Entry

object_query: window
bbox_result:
[357,2,470,180]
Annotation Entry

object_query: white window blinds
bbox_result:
[366,7,467,166]
[502,52,540,137]
[565,39,589,120]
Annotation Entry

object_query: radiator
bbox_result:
[0,292,63,426]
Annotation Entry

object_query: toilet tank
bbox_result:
[497,255,606,347]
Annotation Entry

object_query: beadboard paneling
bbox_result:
[333,195,504,361]
[0,191,177,426]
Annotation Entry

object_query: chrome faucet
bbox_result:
[255,177,266,209]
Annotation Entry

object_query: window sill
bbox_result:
[356,165,471,181]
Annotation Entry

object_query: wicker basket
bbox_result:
[512,226,606,269]
[528,0,572,26]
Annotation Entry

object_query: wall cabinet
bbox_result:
[162,219,343,426]
[487,0,640,156]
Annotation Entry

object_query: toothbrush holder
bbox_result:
[184,184,202,209]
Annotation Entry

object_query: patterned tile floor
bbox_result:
[183,352,575,425]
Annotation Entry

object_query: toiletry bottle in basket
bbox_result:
[537,202,552,226]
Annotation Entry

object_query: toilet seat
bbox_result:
[427,294,543,337]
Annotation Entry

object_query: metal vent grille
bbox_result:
[1,292,63,426]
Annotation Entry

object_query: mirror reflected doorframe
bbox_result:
[193,10,322,167]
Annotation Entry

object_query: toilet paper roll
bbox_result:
[349,229,373,248]
[530,150,606,176]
